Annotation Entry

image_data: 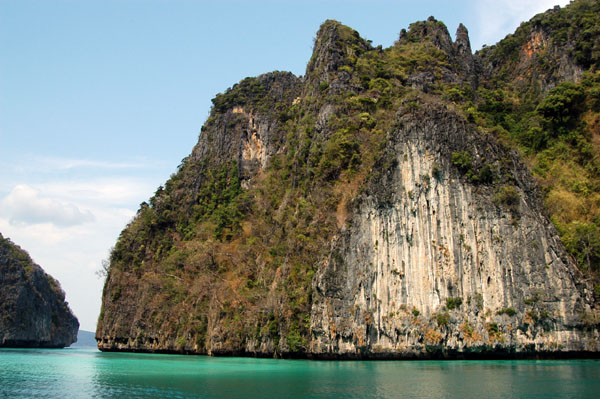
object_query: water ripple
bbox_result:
[1,348,599,398]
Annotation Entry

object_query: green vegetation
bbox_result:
[210,77,272,113]
[497,307,517,317]
[450,151,495,184]
[192,160,249,240]
[435,311,450,328]
[445,297,463,310]
[487,322,500,335]
[319,128,361,180]
[524,293,541,305]
[474,1,600,280]
[451,151,472,173]
[431,163,442,180]
[0,233,34,275]
[477,78,600,275]
[493,185,520,215]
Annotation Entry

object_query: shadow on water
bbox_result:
[1,348,599,398]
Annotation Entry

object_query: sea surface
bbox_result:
[1,348,599,398]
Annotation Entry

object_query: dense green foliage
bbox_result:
[445,297,463,310]
[473,1,600,280]
[469,75,600,276]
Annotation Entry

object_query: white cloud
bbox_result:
[0,179,141,331]
[37,178,156,206]
[36,156,150,171]
[0,156,171,200]
[1,184,95,227]
[473,0,570,49]
[0,172,154,331]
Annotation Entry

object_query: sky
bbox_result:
[0,0,570,332]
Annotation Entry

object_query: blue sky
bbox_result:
[0,0,569,332]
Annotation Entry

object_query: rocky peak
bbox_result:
[190,71,301,165]
[454,23,476,80]
[398,17,476,90]
[398,17,474,61]
[454,23,471,57]
[305,20,372,94]
[398,16,454,54]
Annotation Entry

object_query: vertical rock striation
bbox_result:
[309,101,598,358]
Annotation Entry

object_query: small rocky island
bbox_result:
[0,233,79,348]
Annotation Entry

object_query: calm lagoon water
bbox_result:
[1,348,599,398]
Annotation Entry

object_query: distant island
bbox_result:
[70,330,97,348]
[95,0,600,359]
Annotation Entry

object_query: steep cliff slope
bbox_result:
[475,0,600,282]
[310,99,595,358]
[97,1,600,358]
[0,233,79,348]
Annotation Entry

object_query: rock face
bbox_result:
[309,101,597,358]
[96,1,600,358]
[397,17,478,91]
[477,3,594,93]
[0,233,79,348]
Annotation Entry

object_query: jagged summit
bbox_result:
[455,23,472,56]
[394,17,478,91]
[190,71,301,183]
[398,16,455,52]
[307,20,371,72]
[305,20,372,95]
[305,17,478,96]
[397,16,472,58]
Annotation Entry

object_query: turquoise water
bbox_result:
[1,348,599,398]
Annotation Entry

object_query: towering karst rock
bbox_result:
[96,1,600,358]
[0,233,79,348]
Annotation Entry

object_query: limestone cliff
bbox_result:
[0,233,79,348]
[96,1,600,358]
[310,100,597,358]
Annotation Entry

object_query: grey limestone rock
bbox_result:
[309,101,598,358]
